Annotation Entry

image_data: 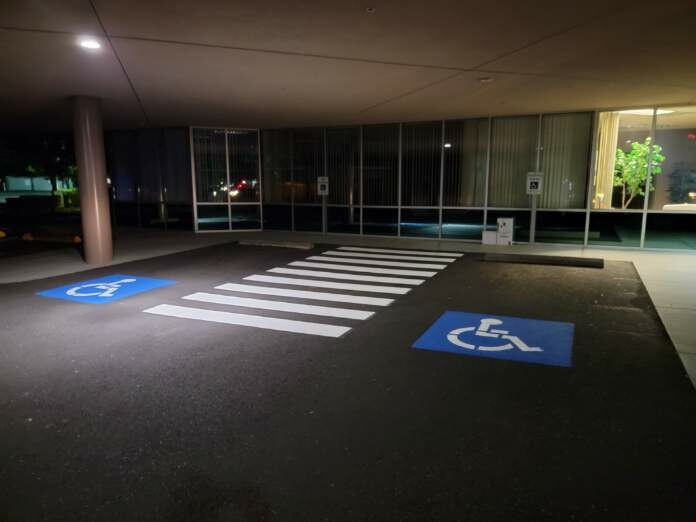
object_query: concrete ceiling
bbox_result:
[1,0,695,130]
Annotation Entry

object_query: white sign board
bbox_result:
[526,172,543,195]
[496,218,514,245]
[317,176,329,196]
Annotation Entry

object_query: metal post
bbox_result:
[640,108,657,248]
[438,120,445,239]
[397,123,402,238]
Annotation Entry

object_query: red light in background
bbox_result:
[688,133,696,140]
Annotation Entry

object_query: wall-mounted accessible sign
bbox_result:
[38,274,176,304]
[317,176,329,196]
[412,311,574,367]
[526,172,543,195]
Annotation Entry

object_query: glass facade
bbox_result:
[191,127,261,231]
[192,106,696,250]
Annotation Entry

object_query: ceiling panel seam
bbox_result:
[87,1,150,125]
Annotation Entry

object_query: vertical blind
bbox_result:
[326,127,359,206]
[442,119,488,207]
[363,124,399,206]
[401,121,441,206]
[488,116,539,208]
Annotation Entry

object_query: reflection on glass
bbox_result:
[327,206,360,234]
[263,204,291,230]
[262,129,292,204]
[294,205,322,231]
[442,209,484,240]
[535,211,586,244]
[649,106,696,212]
[588,212,642,247]
[197,205,229,230]
[363,207,398,236]
[228,130,260,203]
[644,213,696,250]
[442,119,488,207]
[593,110,654,210]
[230,205,260,230]
[400,208,439,237]
[193,128,227,203]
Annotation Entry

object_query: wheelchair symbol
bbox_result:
[447,318,542,352]
[65,278,137,298]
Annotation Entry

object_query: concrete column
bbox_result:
[72,96,113,264]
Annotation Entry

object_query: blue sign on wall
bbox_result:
[412,311,574,368]
[38,274,175,304]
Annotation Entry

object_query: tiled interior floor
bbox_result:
[2,228,694,388]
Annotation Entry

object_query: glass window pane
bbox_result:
[262,204,291,230]
[401,122,441,206]
[363,124,399,206]
[488,116,538,208]
[650,106,696,211]
[294,205,322,231]
[262,129,292,204]
[231,205,260,230]
[327,206,360,234]
[400,208,439,238]
[539,113,592,209]
[197,205,229,230]
[592,110,652,210]
[588,212,642,247]
[193,128,227,203]
[535,211,586,244]
[326,127,359,206]
[293,129,323,204]
[645,213,696,250]
[485,210,531,242]
[363,207,398,236]
[228,130,259,203]
[442,209,484,240]
[443,119,488,207]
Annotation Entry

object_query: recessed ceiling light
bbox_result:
[444,143,452,148]
[478,77,494,84]
[78,38,101,50]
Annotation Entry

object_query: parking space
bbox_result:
[1,243,695,521]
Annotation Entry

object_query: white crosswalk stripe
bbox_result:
[244,274,411,294]
[215,282,394,306]
[306,255,447,270]
[143,304,351,337]
[268,267,424,285]
[143,245,460,337]
[321,250,456,263]
[290,261,436,277]
[183,292,374,320]
[337,246,463,257]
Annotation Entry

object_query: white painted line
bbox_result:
[216,282,394,305]
[338,246,463,257]
[268,267,424,285]
[289,261,436,277]
[143,304,351,338]
[243,274,412,294]
[307,256,447,270]
[322,250,456,263]
[183,292,374,320]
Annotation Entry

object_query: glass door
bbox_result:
[227,130,261,230]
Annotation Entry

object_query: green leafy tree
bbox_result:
[613,138,665,209]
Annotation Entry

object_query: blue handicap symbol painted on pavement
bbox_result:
[37,274,176,304]
[412,311,574,368]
